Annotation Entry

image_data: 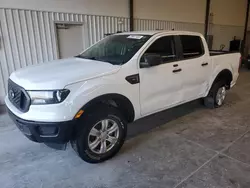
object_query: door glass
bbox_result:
[141,36,176,63]
[180,35,204,59]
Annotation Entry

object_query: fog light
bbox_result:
[38,127,58,136]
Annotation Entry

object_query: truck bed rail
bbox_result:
[210,50,239,56]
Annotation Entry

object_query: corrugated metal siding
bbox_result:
[0,8,245,104]
[134,19,244,51]
[0,8,129,104]
[86,15,130,46]
[134,19,204,33]
[0,14,7,104]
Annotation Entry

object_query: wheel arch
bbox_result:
[211,69,233,89]
[78,93,135,123]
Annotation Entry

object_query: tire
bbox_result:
[204,81,227,108]
[71,105,127,163]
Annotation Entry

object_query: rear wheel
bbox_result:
[71,105,127,163]
[204,81,227,108]
[215,86,226,107]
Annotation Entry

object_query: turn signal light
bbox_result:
[75,110,84,119]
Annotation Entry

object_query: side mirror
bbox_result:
[140,54,162,68]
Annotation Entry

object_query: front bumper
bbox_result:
[5,95,76,122]
[8,109,76,144]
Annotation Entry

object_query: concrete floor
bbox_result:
[1,71,250,188]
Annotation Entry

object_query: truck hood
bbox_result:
[10,58,120,90]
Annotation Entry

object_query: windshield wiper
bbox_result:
[75,55,115,65]
[87,57,97,60]
[75,55,97,60]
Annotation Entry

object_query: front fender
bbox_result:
[64,75,141,120]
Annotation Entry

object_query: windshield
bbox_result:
[77,34,151,65]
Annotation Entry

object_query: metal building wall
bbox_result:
[134,18,244,50]
[211,24,244,50]
[134,18,204,33]
[0,8,130,104]
[0,8,244,104]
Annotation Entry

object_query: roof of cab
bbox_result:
[115,30,203,36]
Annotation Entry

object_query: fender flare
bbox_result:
[79,93,135,123]
[209,69,233,91]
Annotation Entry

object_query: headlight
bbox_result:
[27,89,70,105]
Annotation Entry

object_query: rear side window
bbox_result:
[142,36,176,63]
[180,35,204,59]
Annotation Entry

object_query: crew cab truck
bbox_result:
[5,31,240,163]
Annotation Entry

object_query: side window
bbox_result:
[141,36,176,63]
[180,35,204,59]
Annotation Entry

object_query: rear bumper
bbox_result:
[8,109,76,144]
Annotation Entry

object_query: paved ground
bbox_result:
[1,71,250,188]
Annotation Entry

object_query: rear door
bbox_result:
[177,35,212,101]
[139,35,183,116]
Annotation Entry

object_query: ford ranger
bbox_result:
[5,31,241,163]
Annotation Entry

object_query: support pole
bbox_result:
[204,0,211,40]
[241,0,250,54]
[129,0,134,31]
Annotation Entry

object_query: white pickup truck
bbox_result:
[6,31,240,163]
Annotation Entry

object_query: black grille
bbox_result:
[8,79,31,112]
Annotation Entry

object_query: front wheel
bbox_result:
[71,105,127,163]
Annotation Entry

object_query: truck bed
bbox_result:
[209,50,239,56]
[210,51,240,88]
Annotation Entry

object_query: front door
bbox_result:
[139,35,183,116]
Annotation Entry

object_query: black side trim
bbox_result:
[78,93,135,123]
[209,50,239,56]
[174,35,183,60]
[126,74,140,84]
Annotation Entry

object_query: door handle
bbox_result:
[173,68,182,73]
[201,62,208,66]
[173,64,178,67]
